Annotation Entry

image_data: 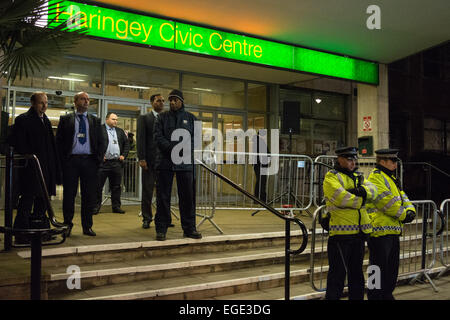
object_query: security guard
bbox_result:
[322,146,377,300]
[366,148,416,300]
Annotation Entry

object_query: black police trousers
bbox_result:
[325,235,366,300]
[367,235,400,300]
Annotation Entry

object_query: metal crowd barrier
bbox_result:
[310,200,443,293]
[310,205,330,292]
[100,157,142,204]
[195,160,221,233]
[197,151,314,213]
[438,199,450,277]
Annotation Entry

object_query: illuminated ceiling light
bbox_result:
[193,87,213,92]
[315,98,322,104]
[48,76,84,82]
[118,84,150,90]
[68,73,88,77]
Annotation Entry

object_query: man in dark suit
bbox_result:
[95,112,130,214]
[56,91,104,237]
[154,89,201,241]
[10,92,61,244]
[137,93,165,229]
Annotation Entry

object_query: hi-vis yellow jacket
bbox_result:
[366,167,416,237]
[323,168,377,237]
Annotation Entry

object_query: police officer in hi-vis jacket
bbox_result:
[366,148,416,300]
[322,146,377,300]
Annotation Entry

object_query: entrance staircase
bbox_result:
[5,221,447,300]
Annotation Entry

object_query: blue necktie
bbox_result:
[78,114,87,145]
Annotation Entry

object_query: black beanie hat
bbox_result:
[168,89,184,103]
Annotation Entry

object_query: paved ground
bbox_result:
[0,201,449,300]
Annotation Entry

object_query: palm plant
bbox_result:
[0,0,85,82]
[0,0,85,142]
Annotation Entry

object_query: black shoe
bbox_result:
[112,208,125,214]
[168,223,175,228]
[66,225,73,238]
[183,231,202,239]
[156,232,166,241]
[83,228,96,236]
[142,221,150,229]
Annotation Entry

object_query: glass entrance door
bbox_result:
[104,100,148,201]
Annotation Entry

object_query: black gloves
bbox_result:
[319,213,330,231]
[401,210,416,224]
[347,186,367,198]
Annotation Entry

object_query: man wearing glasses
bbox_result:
[322,146,377,300]
[366,149,416,300]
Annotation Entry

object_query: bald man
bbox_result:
[11,92,61,244]
[56,92,105,237]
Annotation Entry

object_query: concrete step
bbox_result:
[17,231,311,268]
[48,244,441,300]
[13,228,445,300]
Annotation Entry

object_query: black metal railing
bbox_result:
[0,147,69,300]
[402,162,450,203]
[196,160,308,300]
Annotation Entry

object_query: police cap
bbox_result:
[335,146,358,159]
[375,148,400,162]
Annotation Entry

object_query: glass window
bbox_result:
[280,89,312,116]
[247,113,265,131]
[280,119,344,155]
[218,113,244,155]
[105,63,179,101]
[248,83,267,112]
[424,130,443,151]
[182,74,244,109]
[12,57,102,94]
[424,118,442,130]
[312,94,346,120]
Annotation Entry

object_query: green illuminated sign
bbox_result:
[49,1,378,84]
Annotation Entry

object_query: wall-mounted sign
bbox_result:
[49,0,379,84]
[363,116,372,132]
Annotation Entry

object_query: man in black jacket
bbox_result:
[10,92,61,244]
[154,89,201,241]
[95,112,130,214]
[56,92,105,237]
[137,93,164,229]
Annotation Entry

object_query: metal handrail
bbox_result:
[403,162,450,179]
[0,147,69,300]
[196,159,308,300]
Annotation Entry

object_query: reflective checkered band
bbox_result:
[330,224,372,231]
[373,226,402,232]
[367,208,378,213]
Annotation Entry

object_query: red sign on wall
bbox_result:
[363,116,372,132]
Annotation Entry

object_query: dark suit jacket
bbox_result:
[100,124,130,160]
[11,108,61,196]
[55,112,105,165]
[137,112,158,169]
